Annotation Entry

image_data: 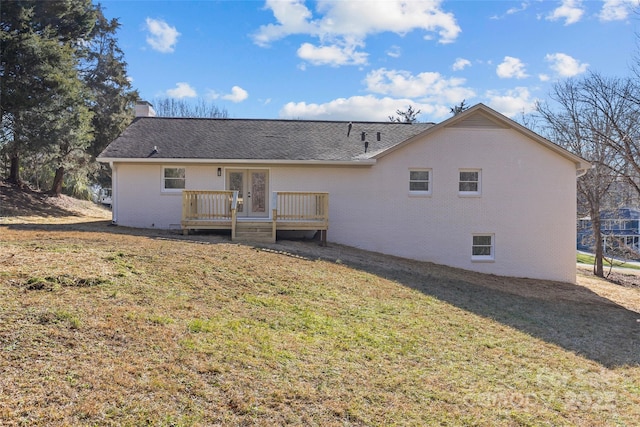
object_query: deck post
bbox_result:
[271,192,278,242]
[272,208,278,242]
[231,208,237,240]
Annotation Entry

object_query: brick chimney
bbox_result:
[135,101,156,117]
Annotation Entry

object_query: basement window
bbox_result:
[163,167,185,192]
[472,234,494,262]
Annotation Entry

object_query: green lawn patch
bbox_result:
[577,252,640,271]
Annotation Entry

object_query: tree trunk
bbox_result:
[50,166,64,196]
[592,216,604,277]
[7,155,21,185]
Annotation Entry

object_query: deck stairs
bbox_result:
[233,221,275,243]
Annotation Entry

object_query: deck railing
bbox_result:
[271,191,329,223]
[182,190,327,243]
[182,190,238,220]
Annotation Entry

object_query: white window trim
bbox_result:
[459,168,481,197]
[162,166,186,193]
[472,233,495,262]
[408,168,432,196]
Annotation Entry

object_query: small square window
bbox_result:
[459,169,481,195]
[409,169,431,194]
[163,167,185,191]
[472,234,494,261]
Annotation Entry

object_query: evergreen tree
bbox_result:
[80,5,138,189]
[83,5,138,158]
[1,1,137,196]
[1,0,96,188]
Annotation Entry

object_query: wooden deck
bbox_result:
[181,190,328,244]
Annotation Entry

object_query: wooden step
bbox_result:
[233,221,275,243]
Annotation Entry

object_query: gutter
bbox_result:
[576,162,595,178]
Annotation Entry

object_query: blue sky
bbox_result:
[99,0,639,122]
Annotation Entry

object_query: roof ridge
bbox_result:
[135,116,433,125]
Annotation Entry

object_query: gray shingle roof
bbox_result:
[98,117,434,161]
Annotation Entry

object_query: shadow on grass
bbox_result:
[3,220,640,368]
[330,252,640,368]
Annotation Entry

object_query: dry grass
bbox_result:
[1,182,639,426]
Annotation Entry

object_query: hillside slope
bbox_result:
[0,180,110,219]
[1,181,640,424]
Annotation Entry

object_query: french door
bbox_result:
[226,169,269,217]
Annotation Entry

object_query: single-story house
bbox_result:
[98,103,590,283]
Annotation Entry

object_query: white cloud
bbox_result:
[253,0,461,66]
[545,53,589,77]
[297,42,368,66]
[255,0,461,44]
[386,45,402,58]
[166,82,197,98]
[485,87,537,118]
[208,86,249,103]
[507,2,529,15]
[546,0,584,25]
[491,2,529,19]
[452,58,471,71]
[145,18,180,53]
[222,86,249,103]
[279,95,451,121]
[538,74,550,82]
[253,0,315,46]
[364,68,475,105]
[496,56,528,79]
[599,0,638,21]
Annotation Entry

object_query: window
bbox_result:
[459,169,481,195]
[163,167,185,191]
[409,169,431,194]
[472,234,494,261]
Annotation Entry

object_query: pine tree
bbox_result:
[1,0,96,188]
[1,1,137,196]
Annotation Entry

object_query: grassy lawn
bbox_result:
[577,252,640,271]
[1,217,639,425]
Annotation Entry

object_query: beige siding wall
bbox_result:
[111,125,577,283]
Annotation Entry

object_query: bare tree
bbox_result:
[537,78,624,277]
[389,105,421,123]
[450,100,469,115]
[579,74,640,197]
[152,98,228,118]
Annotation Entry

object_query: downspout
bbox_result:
[110,161,118,225]
[576,163,592,178]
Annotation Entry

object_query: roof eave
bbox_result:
[96,157,377,166]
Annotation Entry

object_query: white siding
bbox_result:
[113,164,222,229]
[110,125,578,283]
